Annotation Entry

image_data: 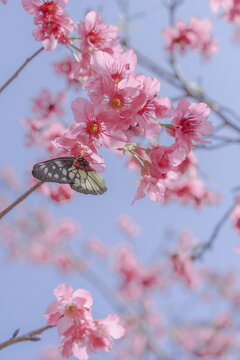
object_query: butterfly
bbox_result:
[32,156,107,195]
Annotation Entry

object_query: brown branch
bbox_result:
[169,53,240,133]
[0,181,44,221]
[0,325,53,351]
[0,47,44,94]
[135,49,180,88]
[192,203,236,260]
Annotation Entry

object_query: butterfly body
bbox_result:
[32,157,107,195]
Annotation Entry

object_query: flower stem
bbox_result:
[0,47,44,94]
[0,181,44,221]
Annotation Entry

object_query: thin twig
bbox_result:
[0,47,44,94]
[0,325,53,351]
[0,181,44,221]
[192,203,236,260]
[169,53,240,133]
[135,49,180,88]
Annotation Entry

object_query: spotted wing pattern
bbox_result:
[32,157,107,195]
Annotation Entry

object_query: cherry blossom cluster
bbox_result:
[45,284,125,360]
[117,298,164,358]
[162,16,218,59]
[85,236,109,258]
[205,268,240,309]
[1,201,240,359]
[114,244,166,301]
[128,150,219,207]
[20,3,217,204]
[116,214,140,238]
[0,206,80,272]
[54,47,214,203]
[1,0,7,4]
[54,56,82,89]
[22,0,74,50]
[210,0,240,40]
[169,231,200,287]
[22,88,67,150]
[175,314,235,358]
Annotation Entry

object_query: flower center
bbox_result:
[48,103,55,111]
[180,115,200,135]
[40,1,57,17]
[89,123,99,133]
[112,74,121,84]
[68,305,76,312]
[110,97,122,108]
[85,120,102,138]
[88,33,98,45]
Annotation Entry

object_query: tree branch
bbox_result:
[0,181,44,221]
[0,325,53,351]
[0,47,44,94]
[192,203,236,260]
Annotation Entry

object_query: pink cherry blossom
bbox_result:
[77,11,122,56]
[116,214,140,238]
[162,17,218,59]
[224,0,240,22]
[32,89,67,119]
[61,314,125,360]
[133,175,165,203]
[169,98,213,154]
[1,0,7,4]
[85,236,109,257]
[170,231,200,287]
[164,175,220,208]
[70,97,127,149]
[41,122,67,154]
[45,284,125,360]
[22,0,74,50]
[69,11,123,82]
[130,76,163,138]
[85,73,141,130]
[209,0,232,12]
[176,317,236,358]
[115,244,163,300]
[54,132,106,173]
[84,49,137,95]
[230,198,240,233]
[48,184,73,203]
[1,207,78,266]
[176,151,198,175]
[147,144,185,181]
[45,283,93,336]
[54,56,82,89]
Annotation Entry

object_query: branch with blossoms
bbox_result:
[2,1,240,360]
[0,0,219,215]
[0,284,125,359]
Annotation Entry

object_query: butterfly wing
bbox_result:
[32,157,74,184]
[32,157,107,195]
[70,169,107,195]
